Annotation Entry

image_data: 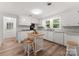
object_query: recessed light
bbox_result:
[31,9,42,15]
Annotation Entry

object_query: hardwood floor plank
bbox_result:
[36,40,66,56]
[0,38,66,56]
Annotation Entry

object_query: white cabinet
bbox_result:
[19,16,40,25]
[31,18,39,24]
[17,31,29,42]
[39,30,54,42]
[64,33,79,46]
[64,33,68,46]
[41,30,48,40]
[53,32,64,45]
[38,30,64,45]
[50,31,54,41]
[47,31,53,42]
[19,16,31,25]
[44,31,49,40]
[38,30,48,40]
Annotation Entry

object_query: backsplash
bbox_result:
[63,26,79,33]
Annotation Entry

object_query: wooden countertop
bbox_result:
[28,32,44,37]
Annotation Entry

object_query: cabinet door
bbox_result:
[64,33,79,46]
[47,31,53,42]
[19,16,31,25]
[31,18,39,24]
[64,33,69,46]
[50,31,54,42]
[42,31,48,40]
[47,31,50,41]
[17,31,29,41]
[54,32,64,45]
[38,30,48,40]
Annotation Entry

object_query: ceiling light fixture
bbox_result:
[31,9,42,15]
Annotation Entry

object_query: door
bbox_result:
[3,16,16,39]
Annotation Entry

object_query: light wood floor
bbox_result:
[37,40,66,56]
[0,38,66,56]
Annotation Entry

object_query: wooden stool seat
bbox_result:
[25,39,33,44]
[67,40,78,48]
[23,38,35,56]
[66,40,78,56]
[23,38,33,43]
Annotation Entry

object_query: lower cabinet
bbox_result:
[40,30,54,42]
[38,30,64,45]
[38,30,47,40]
[47,31,53,42]
[53,32,64,45]
[64,33,79,46]
[17,31,29,42]
[64,33,68,46]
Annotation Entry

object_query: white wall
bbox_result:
[41,7,79,32]
[0,14,3,45]
[58,8,79,46]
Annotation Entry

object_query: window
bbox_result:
[42,17,61,29]
[3,16,16,30]
[46,20,50,28]
[6,22,13,30]
[53,18,60,29]
[50,17,61,29]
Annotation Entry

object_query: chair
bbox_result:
[66,40,78,56]
[23,38,35,56]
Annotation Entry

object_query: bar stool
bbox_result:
[23,38,35,56]
[66,40,78,56]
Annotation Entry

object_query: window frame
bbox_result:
[50,17,61,29]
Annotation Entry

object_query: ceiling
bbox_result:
[0,2,79,19]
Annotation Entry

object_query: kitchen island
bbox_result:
[28,32,44,55]
[17,30,44,55]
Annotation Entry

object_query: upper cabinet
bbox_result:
[61,9,79,26]
[31,17,39,24]
[19,16,31,25]
[19,16,40,25]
